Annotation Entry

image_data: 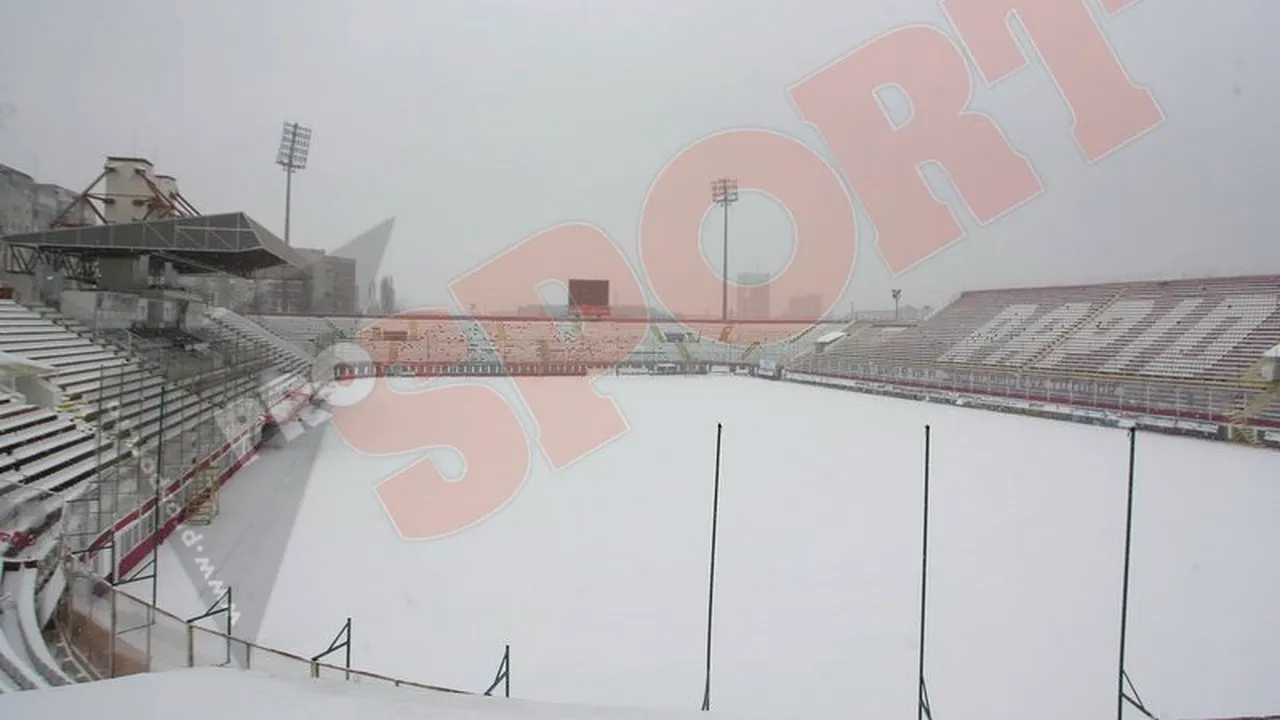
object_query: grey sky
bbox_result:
[1,0,1276,313]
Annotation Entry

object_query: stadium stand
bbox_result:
[787,275,1280,440]
[0,293,323,691]
[252,277,1280,445]
[253,313,827,373]
[250,314,344,355]
[204,307,313,373]
[0,301,229,530]
[0,170,364,692]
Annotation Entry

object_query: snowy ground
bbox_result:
[0,666,768,720]
[149,376,1280,719]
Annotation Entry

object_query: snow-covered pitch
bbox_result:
[152,376,1280,719]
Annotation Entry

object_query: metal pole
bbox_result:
[227,586,234,666]
[284,168,294,246]
[147,383,165,670]
[917,424,932,720]
[94,364,105,537]
[701,422,724,712]
[109,577,118,678]
[721,201,729,323]
[1117,427,1138,720]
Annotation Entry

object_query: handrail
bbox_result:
[310,617,351,680]
[52,556,474,695]
[483,644,510,698]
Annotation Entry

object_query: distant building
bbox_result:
[512,303,654,319]
[314,254,357,314]
[0,163,96,236]
[786,293,823,320]
[0,164,35,236]
[0,163,99,304]
[853,305,925,323]
[609,304,649,319]
[516,304,559,317]
[735,272,771,319]
[182,247,357,315]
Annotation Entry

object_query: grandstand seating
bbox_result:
[234,284,1280,434]
[0,298,316,692]
[788,276,1280,429]
[250,313,825,370]
[203,307,313,373]
[797,277,1280,384]
[250,314,343,354]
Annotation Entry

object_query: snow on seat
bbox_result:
[785,275,1280,426]
[0,565,49,691]
[0,338,92,354]
[20,346,116,365]
[12,566,73,685]
[1021,277,1280,381]
[0,409,71,454]
[801,276,1280,387]
[205,307,314,368]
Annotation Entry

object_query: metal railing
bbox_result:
[790,354,1276,428]
[54,556,472,694]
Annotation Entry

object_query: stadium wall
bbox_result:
[782,370,1279,448]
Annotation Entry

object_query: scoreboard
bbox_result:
[568,279,609,311]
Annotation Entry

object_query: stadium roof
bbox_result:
[1,212,311,275]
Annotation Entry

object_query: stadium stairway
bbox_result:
[249,313,317,360]
[203,307,314,372]
[677,339,692,363]
[1225,385,1280,445]
[249,314,338,354]
[1019,285,1129,371]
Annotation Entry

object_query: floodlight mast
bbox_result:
[711,178,739,322]
[276,121,313,246]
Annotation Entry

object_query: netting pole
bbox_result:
[700,422,724,712]
[917,424,933,720]
[1117,427,1137,720]
[94,363,105,538]
[108,578,118,678]
[146,382,166,671]
[112,361,125,546]
[227,586,234,666]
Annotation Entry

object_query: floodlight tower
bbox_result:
[711,178,739,322]
[276,121,313,246]
[892,288,903,321]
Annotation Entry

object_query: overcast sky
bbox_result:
[1,0,1276,314]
